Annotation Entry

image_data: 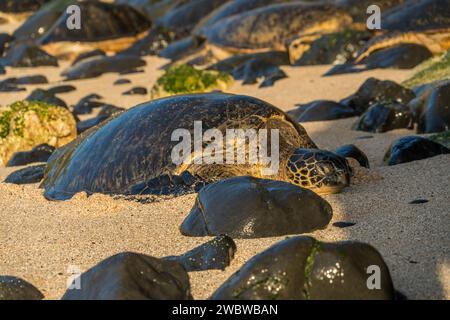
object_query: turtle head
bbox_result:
[286,148,352,194]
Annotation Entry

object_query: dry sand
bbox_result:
[0,22,449,300]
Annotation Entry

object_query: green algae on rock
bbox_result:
[0,100,76,166]
[211,236,395,300]
[151,64,232,99]
[402,50,450,88]
[429,131,450,149]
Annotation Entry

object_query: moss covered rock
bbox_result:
[151,64,233,99]
[402,50,450,88]
[0,100,76,166]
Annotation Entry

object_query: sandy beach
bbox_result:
[0,20,449,300]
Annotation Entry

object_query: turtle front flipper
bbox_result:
[127,171,208,198]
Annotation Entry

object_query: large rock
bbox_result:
[353,102,414,133]
[180,176,332,239]
[0,101,76,166]
[384,136,450,166]
[62,252,192,300]
[211,236,395,300]
[408,80,450,134]
[0,276,44,300]
[340,78,416,115]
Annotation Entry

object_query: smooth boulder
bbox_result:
[0,276,44,300]
[384,136,450,166]
[340,78,416,115]
[61,252,192,300]
[180,176,332,239]
[353,102,414,133]
[211,236,395,300]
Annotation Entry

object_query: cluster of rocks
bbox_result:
[289,77,450,166]
[1,235,398,300]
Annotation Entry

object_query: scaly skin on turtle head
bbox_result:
[286,148,352,194]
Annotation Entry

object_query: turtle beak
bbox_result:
[314,168,351,195]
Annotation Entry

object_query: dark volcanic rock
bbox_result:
[165,235,237,272]
[0,75,48,92]
[4,164,46,185]
[122,87,148,95]
[13,75,48,84]
[340,78,416,115]
[0,276,44,300]
[7,144,55,167]
[26,88,67,108]
[409,199,429,204]
[408,80,450,134]
[384,136,450,165]
[114,78,131,85]
[209,52,289,88]
[47,85,77,95]
[180,176,332,239]
[333,221,356,228]
[76,115,109,134]
[336,144,370,168]
[72,94,104,115]
[353,102,414,133]
[77,104,124,134]
[61,55,146,80]
[97,104,125,118]
[211,236,395,300]
[0,43,58,67]
[61,252,192,300]
[289,100,357,122]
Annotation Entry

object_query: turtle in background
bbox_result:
[354,0,450,64]
[161,1,358,66]
[202,2,356,62]
[160,0,301,63]
[0,0,50,23]
[193,0,300,38]
[286,0,408,65]
[41,93,353,201]
[13,0,152,59]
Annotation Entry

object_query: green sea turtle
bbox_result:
[203,2,356,61]
[0,0,50,23]
[156,0,228,38]
[14,0,152,59]
[193,0,300,37]
[354,0,450,64]
[42,93,352,201]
